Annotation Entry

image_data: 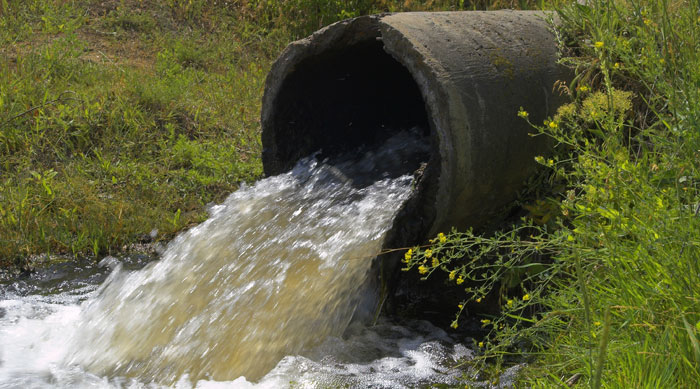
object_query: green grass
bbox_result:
[0,0,278,266]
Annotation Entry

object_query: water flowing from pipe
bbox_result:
[62,131,428,384]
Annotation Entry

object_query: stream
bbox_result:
[0,131,482,388]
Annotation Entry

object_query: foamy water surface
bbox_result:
[0,132,488,388]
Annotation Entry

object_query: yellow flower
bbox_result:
[449,270,456,280]
[418,265,428,275]
[594,321,602,326]
[481,319,491,325]
[548,121,558,129]
[567,235,575,242]
[614,62,621,69]
[523,294,530,301]
[643,18,652,26]
[458,304,463,309]
[424,249,432,258]
[578,85,589,92]
[404,249,413,261]
[451,321,458,329]
[476,297,482,303]
[456,276,464,285]
[517,108,529,119]
[478,341,484,348]
[594,41,604,49]
[534,156,545,164]
[438,232,447,243]
[507,299,514,308]
[431,258,439,267]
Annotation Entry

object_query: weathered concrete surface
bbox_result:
[262,11,570,239]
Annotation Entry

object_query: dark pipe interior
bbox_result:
[268,38,431,173]
[267,36,442,319]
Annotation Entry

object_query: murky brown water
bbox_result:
[0,131,493,388]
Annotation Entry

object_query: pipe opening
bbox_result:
[261,12,572,320]
[264,37,432,181]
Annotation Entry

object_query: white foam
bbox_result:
[0,288,473,388]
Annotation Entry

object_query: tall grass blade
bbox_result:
[682,316,700,367]
[592,307,611,389]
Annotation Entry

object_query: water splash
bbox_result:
[62,131,428,383]
[0,288,476,388]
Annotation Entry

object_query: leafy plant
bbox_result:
[404,0,700,386]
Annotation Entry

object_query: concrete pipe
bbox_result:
[261,11,570,242]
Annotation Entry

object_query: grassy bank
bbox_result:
[0,0,284,267]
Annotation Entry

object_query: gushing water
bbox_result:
[0,131,441,387]
[67,152,417,383]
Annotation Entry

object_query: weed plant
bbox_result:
[403,0,700,386]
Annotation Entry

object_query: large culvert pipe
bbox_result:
[261,11,570,241]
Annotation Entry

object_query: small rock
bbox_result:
[566,373,583,387]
